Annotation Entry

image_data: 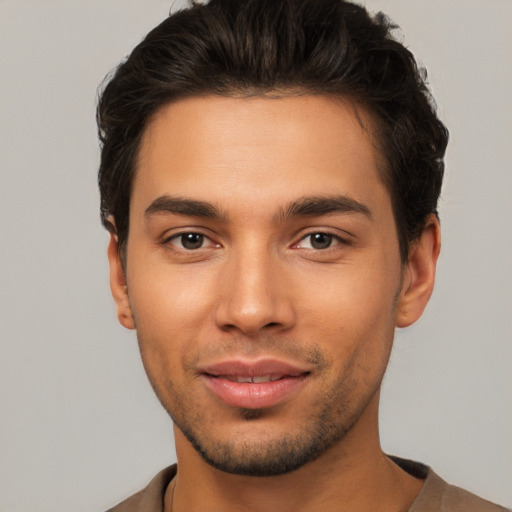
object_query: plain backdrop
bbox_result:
[0,1,511,510]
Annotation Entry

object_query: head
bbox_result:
[98,0,447,477]
[98,0,448,264]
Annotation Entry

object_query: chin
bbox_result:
[173,407,352,477]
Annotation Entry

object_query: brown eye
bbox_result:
[295,232,339,250]
[309,233,333,249]
[180,233,204,250]
[165,231,221,256]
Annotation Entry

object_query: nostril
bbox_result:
[220,323,238,332]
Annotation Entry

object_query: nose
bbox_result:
[214,247,296,336]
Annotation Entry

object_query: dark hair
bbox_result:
[97,0,448,262]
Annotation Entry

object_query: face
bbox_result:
[109,95,437,476]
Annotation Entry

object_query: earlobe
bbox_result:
[395,215,441,328]
[107,232,136,330]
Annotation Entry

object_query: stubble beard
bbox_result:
[160,370,381,477]
[136,331,393,478]
[174,404,352,477]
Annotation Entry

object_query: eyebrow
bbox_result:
[144,194,371,223]
[144,196,227,220]
[277,195,372,222]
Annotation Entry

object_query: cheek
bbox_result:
[296,261,399,356]
[129,261,214,327]
[301,260,399,320]
[126,269,215,384]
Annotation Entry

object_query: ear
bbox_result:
[395,215,441,328]
[107,232,135,330]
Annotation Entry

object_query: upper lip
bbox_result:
[198,358,311,378]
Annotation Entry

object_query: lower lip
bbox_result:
[201,374,308,409]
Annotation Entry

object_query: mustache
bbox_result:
[184,334,329,370]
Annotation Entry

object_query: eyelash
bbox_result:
[294,231,348,250]
[164,231,219,251]
[163,230,350,253]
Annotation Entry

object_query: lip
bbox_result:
[198,359,310,409]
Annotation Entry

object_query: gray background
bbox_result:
[0,1,510,510]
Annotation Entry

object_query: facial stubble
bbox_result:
[137,334,390,478]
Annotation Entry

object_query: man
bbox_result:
[97,1,509,511]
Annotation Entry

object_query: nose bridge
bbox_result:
[215,237,294,335]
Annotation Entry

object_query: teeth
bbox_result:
[217,375,285,383]
[231,375,283,383]
[252,376,271,383]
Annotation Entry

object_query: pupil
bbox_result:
[181,233,204,249]
[311,233,332,249]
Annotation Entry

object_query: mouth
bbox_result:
[198,359,311,409]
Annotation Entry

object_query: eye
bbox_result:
[167,232,216,250]
[296,232,340,250]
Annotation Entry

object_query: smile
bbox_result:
[198,359,311,409]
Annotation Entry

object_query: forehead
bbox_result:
[133,94,388,214]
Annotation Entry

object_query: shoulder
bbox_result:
[106,465,176,512]
[389,456,509,512]
[408,465,510,512]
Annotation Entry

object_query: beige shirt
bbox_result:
[106,459,510,512]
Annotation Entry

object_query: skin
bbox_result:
[108,95,440,511]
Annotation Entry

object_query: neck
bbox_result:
[166,395,423,512]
